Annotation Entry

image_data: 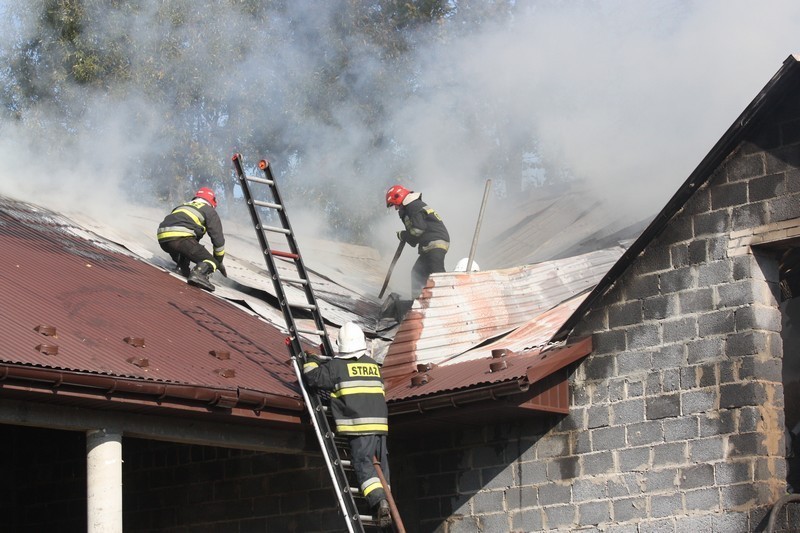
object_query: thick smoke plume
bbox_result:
[1,0,799,283]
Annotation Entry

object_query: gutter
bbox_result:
[388,379,529,416]
[0,363,304,413]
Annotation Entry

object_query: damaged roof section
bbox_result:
[377,248,622,422]
[380,246,625,381]
[479,190,649,269]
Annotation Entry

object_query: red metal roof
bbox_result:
[0,198,304,424]
[0,195,606,426]
[387,337,591,402]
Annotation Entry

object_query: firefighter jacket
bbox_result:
[157,198,226,260]
[302,352,388,436]
[398,192,450,255]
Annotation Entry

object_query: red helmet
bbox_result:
[386,185,410,208]
[194,187,217,207]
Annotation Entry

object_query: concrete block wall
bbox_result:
[122,437,340,532]
[562,96,800,530]
[568,244,784,532]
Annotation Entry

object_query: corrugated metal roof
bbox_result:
[0,198,304,421]
[381,247,624,381]
[442,292,588,365]
[386,336,592,405]
[76,211,385,342]
[478,191,647,269]
[4,191,617,421]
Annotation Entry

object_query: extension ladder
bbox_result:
[231,153,399,532]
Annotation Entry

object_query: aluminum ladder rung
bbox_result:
[260,224,291,235]
[280,276,308,286]
[245,175,274,185]
[253,199,283,210]
[287,301,316,311]
[296,326,325,336]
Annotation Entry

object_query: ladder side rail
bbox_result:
[258,159,335,358]
[232,154,365,532]
[233,154,303,341]
[232,154,279,279]
[290,354,361,533]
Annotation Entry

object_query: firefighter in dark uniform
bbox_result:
[157,187,226,292]
[303,322,392,528]
[386,184,450,299]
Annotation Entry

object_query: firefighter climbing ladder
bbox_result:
[232,153,401,532]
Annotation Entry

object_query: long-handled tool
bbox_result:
[378,240,405,299]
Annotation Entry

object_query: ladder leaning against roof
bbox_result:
[231,153,399,532]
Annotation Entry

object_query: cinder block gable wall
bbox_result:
[565,91,800,531]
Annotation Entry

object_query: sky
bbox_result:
[1,0,800,292]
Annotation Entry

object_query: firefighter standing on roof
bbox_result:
[386,184,450,298]
[157,187,226,292]
[303,322,392,528]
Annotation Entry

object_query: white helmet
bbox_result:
[336,322,367,354]
[454,257,480,272]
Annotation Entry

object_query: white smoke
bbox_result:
[1,0,799,288]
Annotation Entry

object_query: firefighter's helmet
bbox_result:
[194,187,217,207]
[336,322,367,354]
[385,185,410,208]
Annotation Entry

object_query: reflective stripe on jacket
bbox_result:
[157,199,226,257]
[303,353,388,435]
[398,194,449,255]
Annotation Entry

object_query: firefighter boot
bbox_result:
[376,499,391,528]
[187,262,215,292]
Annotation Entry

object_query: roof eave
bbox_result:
[0,363,305,424]
[387,337,593,426]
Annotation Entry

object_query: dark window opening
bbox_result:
[779,247,800,493]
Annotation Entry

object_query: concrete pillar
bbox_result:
[86,429,122,533]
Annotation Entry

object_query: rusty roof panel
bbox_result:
[381,247,622,380]
[444,292,588,365]
[0,198,302,415]
[386,337,592,403]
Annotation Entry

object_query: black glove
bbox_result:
[396,230,407,242]
[303,353,322,375]
[216,264,228,277]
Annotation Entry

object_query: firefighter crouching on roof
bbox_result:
[157,187,227,292]
[303,322,392,528]
[386,184,450,299]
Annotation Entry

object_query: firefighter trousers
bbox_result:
[349,434,390,509]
